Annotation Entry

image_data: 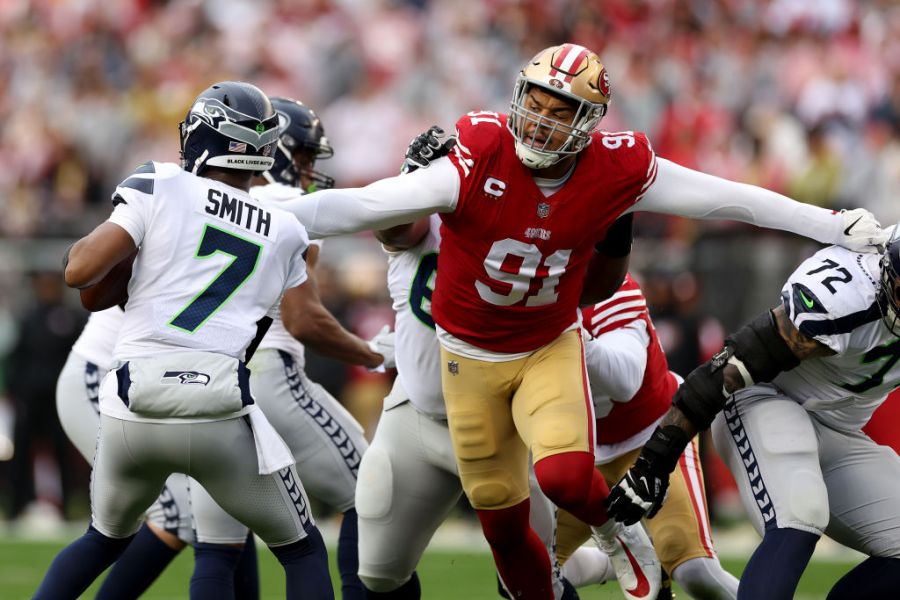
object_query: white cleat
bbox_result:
[591,520,661,600]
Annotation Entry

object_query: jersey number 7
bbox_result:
[169,224,262,333]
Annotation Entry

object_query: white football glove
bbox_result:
[837,208,888,253]
[367,325,396,372]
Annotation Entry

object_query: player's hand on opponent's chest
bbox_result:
[838,208,888,253]
[401,126,457,174]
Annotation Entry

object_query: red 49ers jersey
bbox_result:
[581,275,677,445]
[435,111,657,353]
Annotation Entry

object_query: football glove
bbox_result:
[838,208,887,253]
[367,325,396,372]
[401,126,456,174]
[604,455,669,525]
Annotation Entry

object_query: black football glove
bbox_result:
[401,125,456,174]
[604,424,691,525]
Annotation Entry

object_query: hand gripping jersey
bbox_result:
[107,162,309,362]
[438,111,657,353]
[581,275,677,445]
[385,214,445,417]
[775,245,899,431]
[249,181,324,367]
[70,307,125,372]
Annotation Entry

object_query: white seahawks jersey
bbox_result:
[71,307,124,372]
[386,214,444,417]
[774,245,898,431]
[107,162,309,361]
[249,182,323,366]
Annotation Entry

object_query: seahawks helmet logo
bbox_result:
[161,371,211,386]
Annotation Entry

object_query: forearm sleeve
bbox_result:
[281,158,460,239]
[630,158,842,245]
[584,322,649,401]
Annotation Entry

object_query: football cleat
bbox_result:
[591,520,661,600]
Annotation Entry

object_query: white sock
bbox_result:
[672,556,739,600]
[562,546,615,588]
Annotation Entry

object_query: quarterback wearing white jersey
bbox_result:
[609,238,900,600]
[35,82,334,600]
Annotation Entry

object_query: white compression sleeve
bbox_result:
[280,157,460,239]
[561,547,615,587]
[629,158,842,245]
[584,321,649,402]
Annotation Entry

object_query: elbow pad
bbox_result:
[674,310,801,431]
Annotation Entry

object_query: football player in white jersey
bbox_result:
[182,96,394,600]
[35,82,333,600]
[607,229,900,599]
[55,307,221,599]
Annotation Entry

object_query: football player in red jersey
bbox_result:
[283,43,885,600]
[557,275,739,599]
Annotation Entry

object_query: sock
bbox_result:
[339,509,365,600]
[190,543,243,600]
[561,546,614,588]
[270,526,334,600]
[737,528,819,600]
[477,500,554,600]
[672,556,739,600]
[234,532,260,600]
[96,523,181,599]
[34,525,134,600]
[365,572,421,599]
[534,453,609,526]
[827,556,900,600]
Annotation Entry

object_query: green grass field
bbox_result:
[0,536,856,599]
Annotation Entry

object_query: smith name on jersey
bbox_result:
[776,245,900,431]
[107,161,309,362]
[436,111,657,354]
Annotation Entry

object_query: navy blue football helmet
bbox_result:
[265,98,334,191]
[879,227,900,335]
[179,81,280,175]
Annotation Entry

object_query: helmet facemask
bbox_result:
[878,228,900,336]
[263,98,335,191]
[507,44,611,170]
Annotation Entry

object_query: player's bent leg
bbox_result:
[185,416,333,599]
[711,388,828,600]
[356,400,462,595]
[441,348,552,599]
[55,353,102,463]
[814,424,900,599]
[251,349,368,598]
[671,558,738,600]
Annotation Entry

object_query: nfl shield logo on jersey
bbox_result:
[537,202,550,218]
[447,360,459,375]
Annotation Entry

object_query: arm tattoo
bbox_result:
[773,305,835,360]
[658,405,700,439]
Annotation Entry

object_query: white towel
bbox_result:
[246,406,295,474]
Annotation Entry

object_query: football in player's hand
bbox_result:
[79,250,137,311]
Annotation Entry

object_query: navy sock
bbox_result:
[190,542,243,600]
[234,532,260,600]
[738,528,819,600]
[827,556,900,600]
[270,526,334,600]
[339,509,365,600]
[34,525,134,600]
[365,572,421,599]
[95,523,181,599]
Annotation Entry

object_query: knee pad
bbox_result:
[467,471,515,508]
[653,524,691,571]
[355,446,393,519]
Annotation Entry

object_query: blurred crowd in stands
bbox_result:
[1,0,900,523]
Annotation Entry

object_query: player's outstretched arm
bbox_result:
[630,158,886,252]
[280,276,390,370]
[64,222,137,289]
[581,214,633,305]
[605,304,832,524]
